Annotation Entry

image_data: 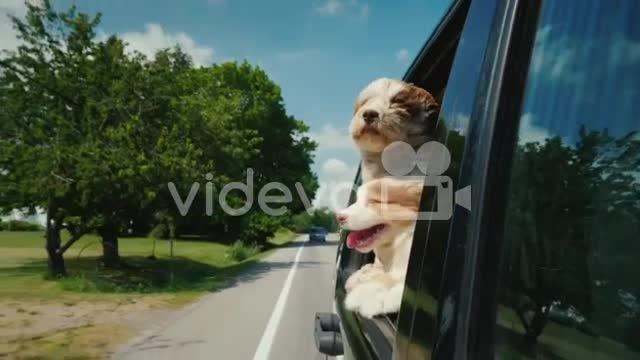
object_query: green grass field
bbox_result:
[0,229,297,359]
[0,228,297,301]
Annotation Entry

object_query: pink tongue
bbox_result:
[346,225,383,249]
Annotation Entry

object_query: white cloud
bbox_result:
[608,33,640,68]
[322,158,351,178]
[0,0,42,53]
[518,113,551,145]
[315,0,342,15]
[396,48,409,63]
[1,4,215,68]
[531,26,584,85]
[450,112,470,135]
[308,125,359,209]
[118,23,214,67]
[309,124,356,153]
[359,3,369,18]
[313,158,357,210]
[532,26,640,86]
[315,0,369,19]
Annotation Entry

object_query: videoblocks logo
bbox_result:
[379,141,471,220]
[167,140,471,220]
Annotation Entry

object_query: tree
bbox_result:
[0,2,206,272]
[288,208,338,233]
[501,128,640,344]
[161,62,319,243]
[0,2,319,276]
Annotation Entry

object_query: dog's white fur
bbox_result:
[337,178,422,318]
[350,78,439,183]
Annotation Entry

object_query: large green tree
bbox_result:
[0,2,205,273]
[0,2,319,276]
[163,62,319,243]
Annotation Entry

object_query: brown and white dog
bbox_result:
[350,78,439,183]
[336,177,423,318]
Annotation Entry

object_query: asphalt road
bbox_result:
[115,234,340,360]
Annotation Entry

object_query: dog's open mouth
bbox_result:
[346,224,388,250]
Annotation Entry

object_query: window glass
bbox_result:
[394,0,499,357]
[495,1,640,358]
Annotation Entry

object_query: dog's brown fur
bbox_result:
[350,78,439,182]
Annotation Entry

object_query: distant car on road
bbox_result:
[308,226,327,242]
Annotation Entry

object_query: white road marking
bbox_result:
[252,241,305,360]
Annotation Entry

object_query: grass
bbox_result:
[495,305,640,360]
[398,287,640,360]
[0,229,298,359]
[0,228,297,300]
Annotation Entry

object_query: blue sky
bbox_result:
[39,0,451,207]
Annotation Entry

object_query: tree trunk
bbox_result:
[101,224,120,268]
[45,206,66,277]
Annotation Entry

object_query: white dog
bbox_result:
[336,177,423,318]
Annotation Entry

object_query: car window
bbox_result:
[494,0,640,358]
[394,0,499,357]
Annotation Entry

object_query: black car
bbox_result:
[315,0,640,359]
[309,226,328,242]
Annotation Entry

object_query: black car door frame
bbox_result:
[428,0,543,359]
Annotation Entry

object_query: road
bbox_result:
[114,234,340,360]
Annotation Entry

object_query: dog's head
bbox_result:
[336,177,423,253]
[350,78,439,153]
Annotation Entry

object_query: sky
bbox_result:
[0,0,454,212]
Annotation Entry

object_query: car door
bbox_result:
[397,0,640,359]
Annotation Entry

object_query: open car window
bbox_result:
[333,0,471,358]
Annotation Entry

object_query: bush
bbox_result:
[238,213,285,244]
[2,220,44,231]
[288,212,312,233]
[227,241,259,261]
[287,208,339,233]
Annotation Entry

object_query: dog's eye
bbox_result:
[368,199,382,205]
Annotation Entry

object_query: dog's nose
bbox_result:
[362,110,379,125]
[336,213,347,225]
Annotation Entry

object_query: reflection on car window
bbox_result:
[495,1,640,358]
[394,0,499,358]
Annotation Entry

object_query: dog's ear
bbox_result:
[392,84,440,134]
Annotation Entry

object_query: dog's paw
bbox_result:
[344,288,366,311]
[345,265,383,292]
[345,282,384,313]
[382,284,404,314]
[359,296,386,318]
[345,273,361,293]
[346,283,387,318]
